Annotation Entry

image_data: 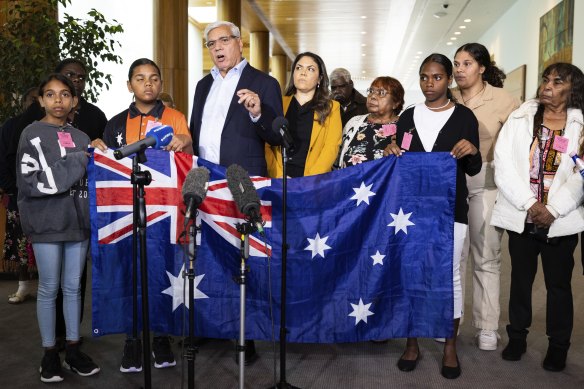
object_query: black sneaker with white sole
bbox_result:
[63,343,100,376]
[152,336,176,368]
[39,349,64,383]
[120,337,143,373]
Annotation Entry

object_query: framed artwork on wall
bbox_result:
[503,64,526,103]
[539,0,574,77]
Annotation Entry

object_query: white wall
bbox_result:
[477,0,583,101]
[59,0,154,119]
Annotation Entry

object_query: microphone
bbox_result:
[113,125,174,160]
[182,167,210,226]
[226,164,265,234]
[272,116,295,152]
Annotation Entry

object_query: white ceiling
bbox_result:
[189,0,518,94]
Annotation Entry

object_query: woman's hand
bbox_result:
[237,89,262,118]
[90,138,108,152]
[450,139,478,159]
[383,143,404,157]
[528,202,556,228]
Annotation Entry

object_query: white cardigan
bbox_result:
[335,114,369,169]
[491,99,584,237]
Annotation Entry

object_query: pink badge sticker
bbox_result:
[57,131,76,148]
[145,120,163,134]
[552,135,569,153]
[401,132,413,150]
[382,123,397,136]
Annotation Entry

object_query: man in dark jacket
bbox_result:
[330,68,368,128]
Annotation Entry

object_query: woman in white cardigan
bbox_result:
[491,63,584,372]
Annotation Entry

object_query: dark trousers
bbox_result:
[506,230,576,350]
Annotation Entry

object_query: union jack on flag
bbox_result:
[90,149,273,337]
[90,149,457,342]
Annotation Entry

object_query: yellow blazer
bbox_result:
[265,96,342,177]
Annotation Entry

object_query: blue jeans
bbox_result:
[33,240,89,347]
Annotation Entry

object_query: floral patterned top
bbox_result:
[340,115,396,167]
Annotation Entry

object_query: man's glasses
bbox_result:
[205,35,239,49]
[367,88,388,97]
[65,71,86,81]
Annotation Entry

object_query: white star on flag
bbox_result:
[388,207,415,235]
[115,132,123,147]
[348,298,374,325]
[162,264,208,311]
[371,250,386,266]
[351,181,376,206]
[305,233,331,259]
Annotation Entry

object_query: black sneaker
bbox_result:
[63,343,100,376]
[120,338,143,373]
[39,349,64,383]
[152,336,176,369]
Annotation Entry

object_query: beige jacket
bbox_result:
[451,83,519,162]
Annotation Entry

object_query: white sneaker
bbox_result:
[476,329,500,351]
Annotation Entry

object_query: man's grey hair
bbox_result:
[204,21,241,41]
[330,68,352,83]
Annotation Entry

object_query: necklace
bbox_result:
[425,99,451,110]
[462,84,485,105]
[368,115,398,124]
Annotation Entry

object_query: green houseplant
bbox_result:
[0,0,124,122]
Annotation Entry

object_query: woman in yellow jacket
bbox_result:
[266,52,342,177]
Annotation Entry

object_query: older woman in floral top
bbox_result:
[335,76,404,168]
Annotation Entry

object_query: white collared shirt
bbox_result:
[199,59,248,163]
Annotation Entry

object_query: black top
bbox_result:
[285,97,314,177]
[69,98,108,141]
[396,104,481,224]
[339,89,368,128]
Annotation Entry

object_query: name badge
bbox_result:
[145,120,163,134]
[552,135,568,153]
[57,131,76,148]
[401,132,413,150]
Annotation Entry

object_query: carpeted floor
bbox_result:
[1,233,583,389]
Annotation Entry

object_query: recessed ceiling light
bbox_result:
[454,31,461,35]
[362,70,366,74]
[464,18,471,23]
[446,42,453,46]
[450,37,457,40]
[361,31,367,35]
[433,11,447,19]
[417,51,423,54]
[459,25,466,29]
[362,53,366,57]
[414,55,420,59]
[361,15,367,19]
[361,43,367,47]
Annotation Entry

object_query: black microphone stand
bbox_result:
[235,221,257,389]
[130,150,152,389]
[184,219,200,389]
[270,145,299,389]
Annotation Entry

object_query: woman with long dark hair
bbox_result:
[265,52,342,177]
[492,62,584,372]
[451,43,519,351]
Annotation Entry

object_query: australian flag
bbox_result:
[89,150,456,342]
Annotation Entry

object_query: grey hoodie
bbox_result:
[16,121,90,243]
